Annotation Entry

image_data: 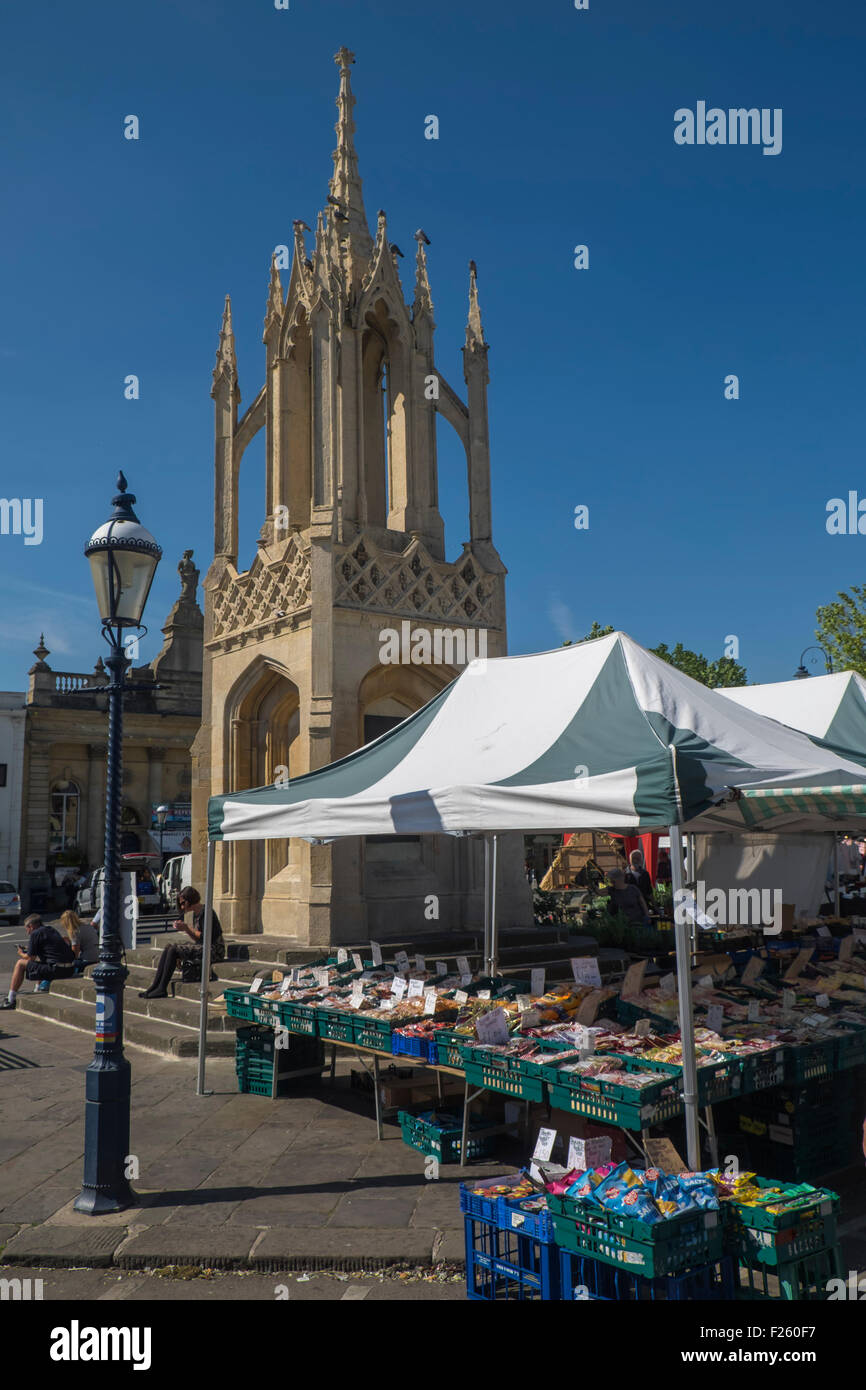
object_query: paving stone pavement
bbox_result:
[0,1008,516,1273]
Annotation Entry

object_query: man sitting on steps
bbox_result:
[138,886,224,999]
[1,914,76,1009]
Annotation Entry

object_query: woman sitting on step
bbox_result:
[139,887,224,999]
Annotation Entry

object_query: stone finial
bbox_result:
[264,253,284,334]
[465,259,487,350]
[328,47,373,274]
[413,231,434,319]
[32,634,50,668]
[212,295,238,394]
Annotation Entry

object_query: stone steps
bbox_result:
[15,992,237,1058]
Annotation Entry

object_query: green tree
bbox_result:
[815,585,866,676]
[577,626,747,687]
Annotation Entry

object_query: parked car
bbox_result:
[75,868,103,917]
[0,882,21,925]
[159,854,192,912]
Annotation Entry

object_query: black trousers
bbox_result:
[148,941,224,993]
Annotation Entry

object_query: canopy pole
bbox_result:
[834,833,840,915]
[670,823,700,1170]
[488,833,499,978]
[483,834,492,978]
[196,840,216,1097]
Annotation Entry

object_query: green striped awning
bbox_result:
[738,785,866,825]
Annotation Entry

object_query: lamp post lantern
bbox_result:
[793,646,833,680]
[74,473,161,1215]
[156,804,169,868]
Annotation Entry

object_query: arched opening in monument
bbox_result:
[236,427,267,576]
[222,661,301,933]
[361,298,409,530]
[281,308,312,530]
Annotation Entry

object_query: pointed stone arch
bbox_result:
[221,656,301,933]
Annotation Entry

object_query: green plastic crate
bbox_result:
[435,1028,471,1068]
[606,1052,742,1108]
[736,1244,843,1300]
[726,1203,838,1267]
[222,987,256,1021]
[398,1109,496,1164]
[835,1023,866,1071]
[547,1192,724,1278]
[738,1047,787,1095]
[543,1055,682,1129]
[784,1038,836,1084]
[276,1000,319,1036]
[352,1013,395,1051]
[458,1043,545,1102]
[317,1008,356,1043]
[615,999,678,1033]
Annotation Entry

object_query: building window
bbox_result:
[49,781,80,853]
[0,764,6,787]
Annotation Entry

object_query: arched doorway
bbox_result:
[222,660,300,934]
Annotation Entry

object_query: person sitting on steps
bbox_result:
[138,886,224,999]
[1,914,76,1009]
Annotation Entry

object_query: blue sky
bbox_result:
[1,0,864,689]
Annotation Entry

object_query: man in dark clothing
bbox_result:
[139,886,224,998]
[1,914,76,1008]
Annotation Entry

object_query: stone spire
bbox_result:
[413,229,434,320]
[465,260,486,350]
[212,295,239,397]
[328,47,373,273]
[263,253,283,337]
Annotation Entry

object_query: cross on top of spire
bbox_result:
[334,46,355,70]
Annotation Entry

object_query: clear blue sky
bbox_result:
[1,0,864,689]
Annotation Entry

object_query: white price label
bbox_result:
[424,991,438,1016]
[782,989,796,1013]
[249,977,263,995]
[380,995,395,1011]
[620,961,646,999]
[477,989,491,1000]
[370,941,383,967]
[395,950,411,973]
[816,926,832,938]
[350,984,364,1009]
[706,1004,725,1034]
[634,1018,652,1037]
[352,953,363,973]
[533,1127,557,1162]
[698,975,715,989]
[317,968,330,988]
[476,1007,509,1046]
[280,975,293,996]
[460,973,473,987]
[454,990,469,1004]
[337,948,348,964]
[414,954,426,973]
[435,960,448,976]
[457,956,471,976]
[516,995,531,1012]
[747,1000,761,1023]
[530,968,545,998]
[407,978,424,998]
[659,973,677,996]
[391,977,407,999]
[816,993,830,1008]
[572,957,602,988]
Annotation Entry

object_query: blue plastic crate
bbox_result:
[459,1175,520,1223]
[496,1195,556,1244]
[391,1030,440,1063]
[464,1216,560,1301]
[559,1249,737,1301]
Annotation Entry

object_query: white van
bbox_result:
[160,854,192,912]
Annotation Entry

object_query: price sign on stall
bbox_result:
[394,950,411,974]
[477,989,491,1000]
[781,989,796,1014]
[454,990,469,1004]
[336,948,348,965]
[350,983,364,1009]
[391,977,407,999]
[370,941,383,967]
[620,961,646,999]
[659,973,677,997]
[784,948,813,982]
[634,1018,653,1037]
[816,993,830,1008]
[435,961,448,977]
[707,1004,725,1035]
[280,975,293,997]
[572,957,602,988]
[460,973,473,987]
[352,953,363,973]
[533,1128,557,1163]
[816,926,832,939]
[414,954,426,973]
[249,977,263,995]
[530,968,545,998]
[457,956,471,977]
[424,991,438,1016]
[476,1008,509,1046]
[747,1000,761,1023]
[839,936,854,962]
[407,978,424,998]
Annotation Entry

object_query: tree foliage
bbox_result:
[575,626,747,687]
[815,586,866,677]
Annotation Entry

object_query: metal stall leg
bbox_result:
[373,1053,383,1141]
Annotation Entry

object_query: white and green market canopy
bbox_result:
[721,671,866,764]
[208,633,866,843]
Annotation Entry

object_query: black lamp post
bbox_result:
[74,473,161,1215]
[793,646,834,680]
[156,804,168,867]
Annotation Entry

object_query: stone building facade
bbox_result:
[192,49,531,944]
[19,553,203,909]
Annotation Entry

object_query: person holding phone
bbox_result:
[1,914,76,1008]
[138,887,224,999]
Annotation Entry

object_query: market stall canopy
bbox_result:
[208,632,866,843]
[721,671,866,764]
